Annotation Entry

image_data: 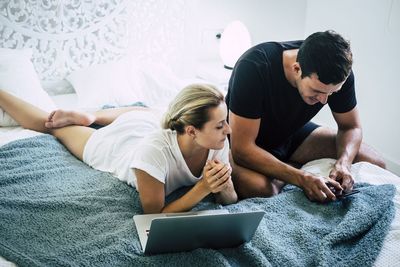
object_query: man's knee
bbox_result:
[355,155,386,169]
[355,143,386,169]
[233,174,280,199]
[230,153,283,198]
[373,158,386,169]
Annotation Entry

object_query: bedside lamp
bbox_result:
[219,20,251,69]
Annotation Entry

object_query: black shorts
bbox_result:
[268,122,320,162]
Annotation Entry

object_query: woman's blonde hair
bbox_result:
[162,83,224,134]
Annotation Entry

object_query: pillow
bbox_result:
[50,93,80,110]
[130,61,185,107]
[66,59,146,109]
[0,48,56,126]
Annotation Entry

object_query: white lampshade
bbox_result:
[219,20,251,69]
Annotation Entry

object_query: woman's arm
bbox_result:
[135,169,166,214]
[214,180,237,204]
[135,162,233,214]
[209,160,238,205]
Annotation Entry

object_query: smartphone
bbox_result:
[325,182,360,199]
[336,189,360,199]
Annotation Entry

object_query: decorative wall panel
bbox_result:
[0,0,186,94]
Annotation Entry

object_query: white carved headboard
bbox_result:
[0,0,186,94]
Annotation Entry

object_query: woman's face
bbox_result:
[194,102,231,150]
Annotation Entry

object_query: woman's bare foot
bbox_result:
[44,110,96,128]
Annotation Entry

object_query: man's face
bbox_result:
[296,73,345,105]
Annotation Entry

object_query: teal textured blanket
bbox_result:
[0,135,395,267]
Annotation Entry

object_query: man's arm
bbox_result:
[331,106,363,191]
[229,111,339,202]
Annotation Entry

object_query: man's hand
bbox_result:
[299,171,343,202]
[329,162,354,192]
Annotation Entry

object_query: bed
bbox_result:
[1,1,400,266]
[1,123,400,267]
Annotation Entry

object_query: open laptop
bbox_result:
[133,209,265,254]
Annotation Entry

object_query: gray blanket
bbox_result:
[0,135,395,267]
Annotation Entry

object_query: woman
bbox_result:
[0,84,237,214]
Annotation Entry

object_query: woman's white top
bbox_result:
[83,109,230,195]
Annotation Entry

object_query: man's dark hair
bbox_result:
[297,30,353,85]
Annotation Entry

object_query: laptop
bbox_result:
[133,209,265,254]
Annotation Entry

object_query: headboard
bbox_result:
[0,0,186,95]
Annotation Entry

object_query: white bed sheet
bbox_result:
[0,127,43,147]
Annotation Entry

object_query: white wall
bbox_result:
[187,0,307,63]
[305,0,400,175]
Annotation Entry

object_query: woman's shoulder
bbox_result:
[133,129,179,164]
[139,129,178,149]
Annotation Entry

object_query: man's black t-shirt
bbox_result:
[226,41,356,151]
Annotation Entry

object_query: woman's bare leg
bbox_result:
[90,106,149,125]
[45,106,149,128]
[0,90,51,133]
[50,125,94,160]
[45,110,96,128]
[0,90,93,160]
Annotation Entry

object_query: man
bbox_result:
[227,30,385,203]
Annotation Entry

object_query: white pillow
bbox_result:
[0,48,56,126]
[50,93,79,110]
[130,61,185,107]
[66,59,146,109]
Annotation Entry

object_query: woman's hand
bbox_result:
[203,159,238,205]
[200,159,232,194]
